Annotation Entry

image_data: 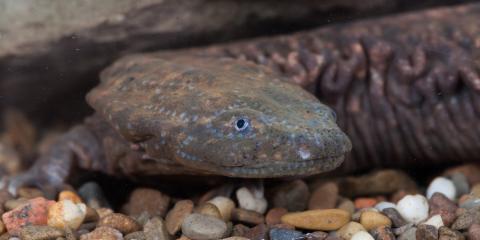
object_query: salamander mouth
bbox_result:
[205,154,346,178]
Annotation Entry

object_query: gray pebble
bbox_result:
[397,227,417,240]
[450,173,470,197]
[269,228,303,240]
[460,198,480,210]
[143,217,171,240]
[77,182,110,208]
[382,208,407,228]
[181,213,227,240]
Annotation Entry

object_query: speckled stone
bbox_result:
[269,228,303,240]
[98,213,141,235]
[429,193,457,227]
[438,226,464,240]
[451,206,480,230]
[181,213,227,240]
[416,224,438,240]
[468,224,480,240]
[124,231,146,240]
[143,217,171,240]
[397,227,417,240]
[2,197,55,235]
[79,226,123,240]
[304,231,328,240]
[370,226,395,240]
[18,225,64,240]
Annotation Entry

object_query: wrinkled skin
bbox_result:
[8,3,480,193]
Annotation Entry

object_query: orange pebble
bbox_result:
[354,198,378,209]
[2,197,55,235]
[59,191,83,203]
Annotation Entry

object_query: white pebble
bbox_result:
[426,177,456,200]
[374,201,396,211]
[396,194,429,224]
[48,199,87,230]
[236,187,267,214]
[208,196,235,221]
[351,231,374,240]
[423,214,444,229]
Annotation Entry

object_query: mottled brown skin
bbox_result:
[8,3,480,192]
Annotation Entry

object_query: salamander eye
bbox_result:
[234,118,250,132]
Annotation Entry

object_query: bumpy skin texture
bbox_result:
[10,3,480,191]
[184,3,480,171]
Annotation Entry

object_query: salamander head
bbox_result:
[88,54,352,177]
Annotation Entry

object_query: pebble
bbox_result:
[337,198,355,215]
[381,208,406,228]
[48,199,87,230]
[429,192,457,226]
[396,194,429,224]
[265,208,288,225]
[451,206,480,230]
[468,224,480,240]
[208,196,235,221]
[308,182,338,210]
[122,188,170,217]
[98,213,141,235]
[459,198,480,210]
[374,202,396,212]
[17,188,44,199]
[444,164,480,186]
[125,231,146,240]
[58,191,83,204]
[416,224,438,240]
[449,173,470,197]
[2,197,55,235]
[397,227,417,240]
[471,184,480,198]
[281,209,350,231]
[231,208,265,225]
[270,180,310,212]
[424,214,444,229]
[165,200,194,235]
[370,226,395,240]
[269,228,303,240]
[77,182,110,209]
[80,226,123,240]
[359,211,391,230]
[222,237,250,240]
[337,170,417,197]
[304,231,328,240]
[337,221,365,240]
[427,177,456,200]
[350,231,374,240]
[18,225,64,240]
[243,223,268,240]
[143,217,171,240]
[196,203,222,220]
[393,223,415,236]
[236,187,267,214]
[232,224,250,237]
[438,226,464,240]
[354,198,377,209]
[181,213,228,240]
[4,198,28,211]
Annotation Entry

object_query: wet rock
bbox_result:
[438,226,464,240]
[269,228,303,240]
[338,170,417,197]
[231,208,265,225]
[270,180,309,212]
[143,217,171,240]
[236,187,267,214]
[98,213,141,235]
[79,226,123,240]
[77,182,110,209]
[429,193,457,227]
[382,208,407,228]
[165,200,194,235]
[281,209,350,231]
[2,197,54,235]
[337,221,365,240]
[396,194,429,224]
[208,197,235,222]
[370,226,395,240]
[122,188,170,217]
[18,225,64,240]
[181,213,227,240]
[308,182,338,210]
[351,231,374,240]
[265,208,288,225]
[416,224,438,240]
[359,211,391,230]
